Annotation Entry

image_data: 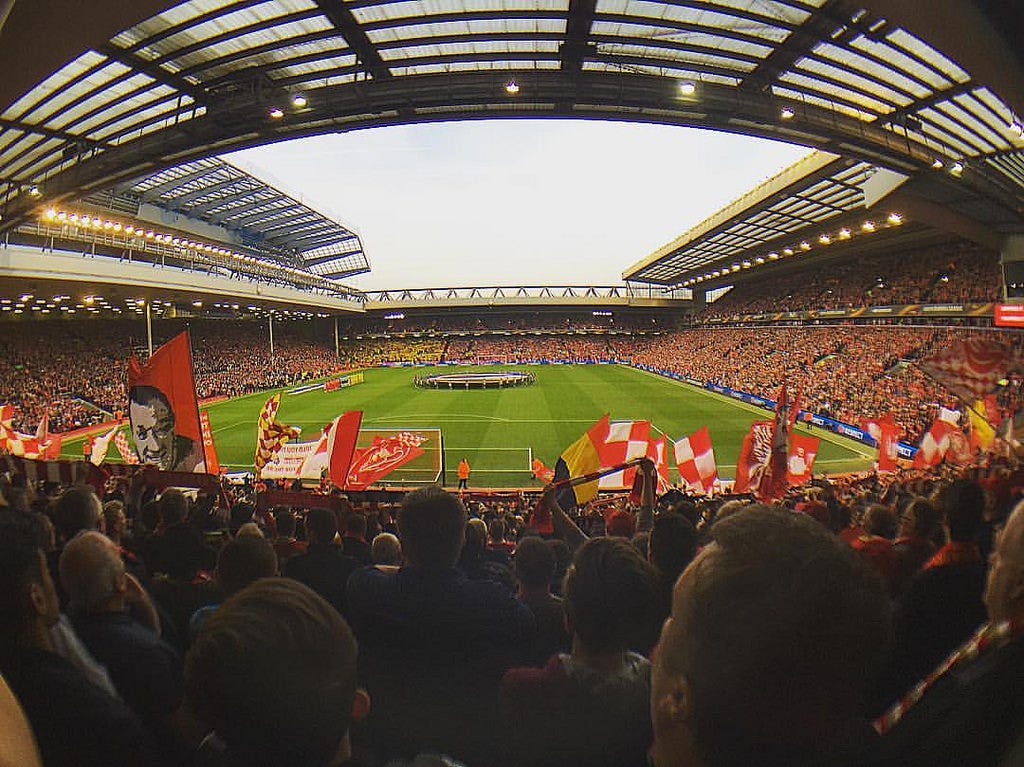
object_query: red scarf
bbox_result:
[875,619,1023,734]
[924,541,982,569]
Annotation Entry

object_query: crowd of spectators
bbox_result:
[1,454,1022,766]
[0,320,344,433]
[618,326,1022,443]
[702,242,1000,320]
[340,311,666,337]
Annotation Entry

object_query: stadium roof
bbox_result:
[0,0,1021,270]
[624,150,877,283]
[112,157,369,278]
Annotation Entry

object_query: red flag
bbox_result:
[127,331,204,472]
[531,457,555,484]
[345,431,425,490]
[786,433,820,485]
[759,385,794,502]
[734,421,773,494]
[326,411,362,487]
[673,426,717,494]
[913,417,957,468]
[920,338,1019,401]
[861,413,901,472]
[648,437,672,495]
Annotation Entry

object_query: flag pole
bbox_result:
[551,457,645,489]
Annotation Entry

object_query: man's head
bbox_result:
[158,488,190,527]
[129,385,177,469]
[863,504,897,539]
[900,498,939,540]
[103,500,127,541]
[186,579,367,767]
[563,537,658,654]
[937,479,985,542]
[306,508,337,546]
[487,518,506,544]
[371,533,402,566]
[649,513,698,580]
[398,486,467,569]
[984,500,1024,623]
[0,518,60,642]
[59,531,128,615]
[215,536,278,597]
[650,508,891,767]
[274,508,296,538]
[53,486,103,543]
[514,536,556,591]
[342,512,367,540]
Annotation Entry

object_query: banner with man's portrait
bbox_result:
[127,331,205,473]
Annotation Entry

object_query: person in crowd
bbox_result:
[60,531,184,734]
[886,479,989,703]
[340,512,372,565]
[271,508,307,568]
[186,578,371,767]
[371,532,402,567]
[0,672,42,767]
[646,511,699,652]
[189,534,279,640]
[0,518,157,766]
[500,536,658,766]
[892,498,940,596]
[875,498,1024,766]
[284,507,360,618]
[459,517,514,589]
[513,535,570,667]
[346,486,533,764]
[144,488,217,580]
[649,507,891,767]
[53,485,104,546]
[850,504,899,594]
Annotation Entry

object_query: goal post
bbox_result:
[442,446,535,482]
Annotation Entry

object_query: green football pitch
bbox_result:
[66,364,874,487]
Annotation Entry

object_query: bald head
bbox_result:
[984,501,1024,624]
[59,531,126,614]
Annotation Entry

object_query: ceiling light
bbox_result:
[862,221,876,232]
[269,107,284,119]
[780,107,795,120]
[949,161,964,177]
[931,158,944,170]
[292,94,307,108]
[679,81,696,96]
[838,228,851,239]
[768,252,779,260]
[819,234,831,245]
[799,241,811,251]
[28,186,41,198]
[44,208,56,220]
[782,248,794,256]
[887,212,903,225]
[504,79,520,95]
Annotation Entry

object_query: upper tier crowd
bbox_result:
[701,241,1000,319]
[0,453,1022,767]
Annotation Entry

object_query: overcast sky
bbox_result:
[227,120,809,291]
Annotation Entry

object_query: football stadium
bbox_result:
[1,2,1024,766]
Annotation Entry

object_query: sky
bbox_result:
[227,120,809,291]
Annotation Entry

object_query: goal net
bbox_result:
[442,446,534,484]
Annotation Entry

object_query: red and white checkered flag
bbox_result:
[114,428,140,464]
[674,426,718,494]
